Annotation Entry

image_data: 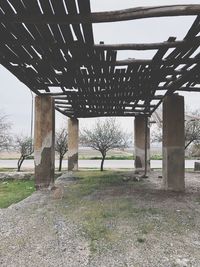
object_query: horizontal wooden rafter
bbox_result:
[94,36,200,50]
[1,5,200,24]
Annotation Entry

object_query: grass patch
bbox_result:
[151,154,162,160]
[72,199,135,252]
[79,155,134,160]
[65,171,143,201]
[59,171,160,252]
[79,154,163,160]
[196,197,200,204]
[0,180,35,208]
[56,170,197,255]
[0,168,16,172]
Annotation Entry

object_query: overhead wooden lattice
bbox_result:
[0,1,200,117]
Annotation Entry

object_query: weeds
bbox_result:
[0,179,35,208]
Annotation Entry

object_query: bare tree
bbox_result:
[185,116,200,149]
[55,128,68,171]
[15,136,33,172]
[151,125,162,143]
[0,113,12,151]
[152,110,200,150]
[80,119,129,171]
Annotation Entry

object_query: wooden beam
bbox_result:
[160,86,200,92]
[65,112,151,118]
[2,5,200,24]
[94,36,200,51]
[115,57,200,66]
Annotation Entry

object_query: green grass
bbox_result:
[0,180,35,208]
[59,171,160,252]
[196,197,200,204]
[0,158,19,160]
[151,154,162,160]
[79,155,164,160]
[0,168,16,172]
[66,171,142,200]
[57,170,198,255]
[79,155,134,160]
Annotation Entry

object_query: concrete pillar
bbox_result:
[134,115,150,171]
[68,118,79,171]
[34,96,55,190]
[163,94,185,191]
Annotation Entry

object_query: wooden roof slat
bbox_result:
[142,37,176,112]
[50,0,74,44]
[77,0,94,44]
[185,15,200,40]
[63,0,84,43]
[0,3,200,117]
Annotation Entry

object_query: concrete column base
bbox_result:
[162,94,185,191]
[68,118,79,171]
[34,96,55,190]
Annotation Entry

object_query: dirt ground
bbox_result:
[0,170,200,267]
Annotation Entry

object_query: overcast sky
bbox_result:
[0,0,200,135]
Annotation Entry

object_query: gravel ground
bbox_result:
[0,171,200,267]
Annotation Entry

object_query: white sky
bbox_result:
[0,0,200,135]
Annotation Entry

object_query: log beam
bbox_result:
[94,36,200,50]
[3,5,200,24]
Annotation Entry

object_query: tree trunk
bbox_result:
[17,156,24,172]
[100,155,106,171]
[59,155,63,172]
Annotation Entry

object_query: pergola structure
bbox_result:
[1,1,200,191]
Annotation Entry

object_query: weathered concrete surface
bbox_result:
[134,115,150,171]
[163,94,185,191]
[68,118,79,171]
[34,96,55,189]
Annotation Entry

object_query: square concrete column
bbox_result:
[163,94,185,191]
[134,115,150,171]
[34,96,55,190]
[68,118,79,171]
